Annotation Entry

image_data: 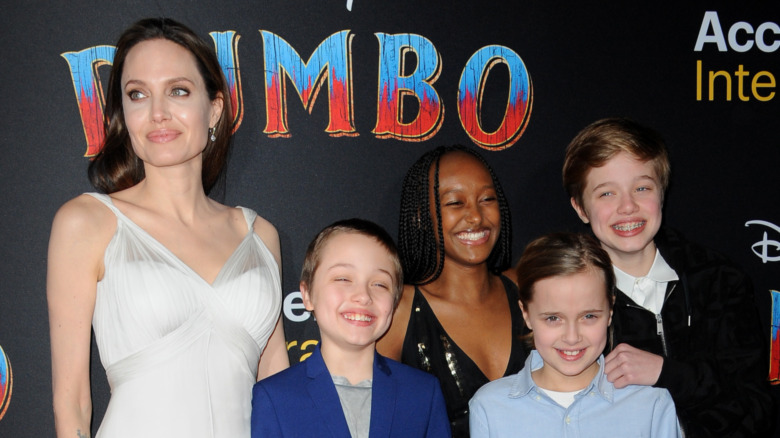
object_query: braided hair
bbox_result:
[398,145,512,285]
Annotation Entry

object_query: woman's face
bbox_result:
[121,38,222,174]
[430,152,501,270]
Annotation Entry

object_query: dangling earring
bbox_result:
[209,127,217,142]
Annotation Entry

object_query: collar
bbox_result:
[614,249,678,291]
[305,344,393,380]
[509,351,614,403]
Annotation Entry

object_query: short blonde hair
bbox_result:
[300,218,404,306]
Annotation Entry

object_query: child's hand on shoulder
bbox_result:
[604,343,663,388]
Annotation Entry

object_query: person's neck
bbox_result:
[611,244,657,278]
[532,360,599,392]
[320,342,375,385]
[424,263,494,303]
[130,172,211,223]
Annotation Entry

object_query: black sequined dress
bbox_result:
[400,276,528,437]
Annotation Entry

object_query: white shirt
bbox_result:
[539,387,578,408]
[614,249,678,314]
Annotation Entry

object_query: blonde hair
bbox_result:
[301,218,403,306]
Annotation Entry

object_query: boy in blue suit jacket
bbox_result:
[252,219,451,437]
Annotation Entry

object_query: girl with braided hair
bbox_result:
[377,145,528,437]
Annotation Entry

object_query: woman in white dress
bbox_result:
[47,18,289,437]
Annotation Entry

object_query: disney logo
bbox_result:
[745,220,780,263]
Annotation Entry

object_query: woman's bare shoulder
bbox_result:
[52,194,116,238]
[249,212,278,239]
[48,194,117,285]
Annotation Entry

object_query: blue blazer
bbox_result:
[251,346,451,437]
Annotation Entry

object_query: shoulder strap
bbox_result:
[84,192,121,216]
[237,206,258,234]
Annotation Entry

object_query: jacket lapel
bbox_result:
[306,348,352,438]
[368,352,397,438]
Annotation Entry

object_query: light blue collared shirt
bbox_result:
[469,351,681,438]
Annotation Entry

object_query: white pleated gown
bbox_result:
[87,193,282,438]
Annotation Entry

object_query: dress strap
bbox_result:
[87,194,258,235]
[236,207,258,234]
[400,286,434,371]
[85,192,121,216]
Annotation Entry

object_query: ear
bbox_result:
[300,282,314,312]
[519,300,533,331]
[608,308,613,326]
[209,91,224,129]
[570,197,590,224]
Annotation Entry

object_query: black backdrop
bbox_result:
[1,1,779,436]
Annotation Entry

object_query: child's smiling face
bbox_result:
[302,232,397,353]
[572,152,663,272]
[521,268,612,392]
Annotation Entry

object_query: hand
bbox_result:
[604,343,663,388]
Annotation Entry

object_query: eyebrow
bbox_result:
[326,263,394,278]
[326,263,355,271]
[376,268,394,279]
[123,77,196,88]
[590,175,657,192]
[537,309,606,316]
[439,184,495,196]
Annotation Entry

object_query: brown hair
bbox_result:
[88,17,233,194]
[563,118,670,209]
[515,233,615,348]
[301,218,404,306]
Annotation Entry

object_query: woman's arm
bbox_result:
[257,317,289,380]
[252,215,289,380]
[47,196,114,437]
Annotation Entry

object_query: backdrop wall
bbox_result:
[1,1,778,435]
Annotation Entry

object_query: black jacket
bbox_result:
[610,227,772,438]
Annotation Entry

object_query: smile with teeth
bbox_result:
[612,221,645,232]
[456,230,489,241]
[343,313,373,322]
[556,348,586,361]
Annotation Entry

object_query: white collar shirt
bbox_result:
[614,249,678,315]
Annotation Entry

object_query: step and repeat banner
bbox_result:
[1,1,778,435]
